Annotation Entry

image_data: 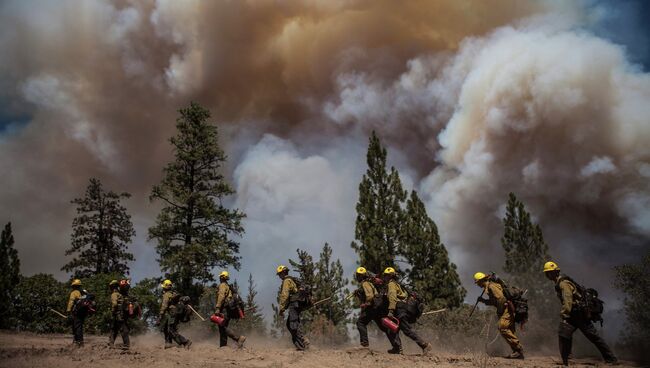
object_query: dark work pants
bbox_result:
[357,307,400,349]
[161,314,188,346]
[72,315,85,344]
[218,313,240,347]
[110,317,130,347]
[396,304,427,349]
[286,303,307,350]
[558,315,616,365]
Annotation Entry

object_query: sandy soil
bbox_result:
[0,331,638,368]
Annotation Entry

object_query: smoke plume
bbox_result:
[1,0,648,336]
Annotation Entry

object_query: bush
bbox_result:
[14,274,68,333]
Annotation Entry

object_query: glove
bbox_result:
[387,310,395,318]
[67,314,73,324]
[279,309,285,317]
[360,303,370,309]
[477,296,488,304]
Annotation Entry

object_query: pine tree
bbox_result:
[401,191,465,309]
[62,178,135,277]
[235,274,266,335]
[288,249,316,290]
[0,222,20,328]
[149,102,245,298]
[351,131,407,274]
[501,192,554,319]
[312,243,352,343]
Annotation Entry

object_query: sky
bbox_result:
[1,0,649,333]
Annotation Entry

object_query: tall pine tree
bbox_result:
[0,222,20,328]
[501,192,554,319]
[351,131,406,274]
[62,178,135,277]
[313,243,352,337]
[235,274,266,335]
[149,102,245,298]
[401,191,465,309]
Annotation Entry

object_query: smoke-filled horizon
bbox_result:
[1,0,649,337]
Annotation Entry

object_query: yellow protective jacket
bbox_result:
[484,281,508,316]
[216,282,232,311]
[359,280,377,304]
[555,277,578,319]
[111,290,123,316]
[160,290,176,317]
[66,289,82,313]
[386,279,407,312]
[278,277,298,312]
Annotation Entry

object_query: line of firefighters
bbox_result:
[64,260,618,366]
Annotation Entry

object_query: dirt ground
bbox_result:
[0,331,638,368]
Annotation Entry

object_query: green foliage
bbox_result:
[233,273,266,335]
[401,191,466,309]
[501,192,554,320]
[614,252,650,363]
[13,274,68,333]
[149,102,245,300]
[130,277,162,330]
[0,222,20,328]
[351,131,407,274]
[62,178,135,277]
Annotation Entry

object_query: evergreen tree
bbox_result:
[614,251,650,363]
[234,273,266,335]
[62,178,135,277]
[149,102,245,299]
[351,131,407,274]
[501,192,554,318]
[312,243,352,343]
[401,191,465,309]
[288,249,316,289]
[0,222,20,328]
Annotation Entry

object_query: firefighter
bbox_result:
[277,265,309,351]
[354,267,401,352]
[66,279,85,346]
[474,272,524,359]
[215,271,246,348]
[158,279,191,349]
[109,279,131,349]
[543,261,617,366]
[384,267,432,356]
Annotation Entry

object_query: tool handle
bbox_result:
[188,305,206,321]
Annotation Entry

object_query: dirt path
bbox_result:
[0,332,638,368]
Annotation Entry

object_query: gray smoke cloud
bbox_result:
[0,0,648,336]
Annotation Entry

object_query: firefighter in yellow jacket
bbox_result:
[384,267,431,355]
[543,261,617,366]
[277,265,309,351]
[109,279,131,349]
[474,272,524,359]
[158,279,191,349]
[215,271,246,348]
[354,267,401,351]
[66,279,84,346]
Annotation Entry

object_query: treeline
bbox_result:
[0,102,647,362]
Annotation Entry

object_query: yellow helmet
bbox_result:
[356,267,367,275]
[543,261,560,273]
[219,271,230,279]
[276,265,289,274]
[161,279,173,289]
[71,279,82,286]
[109,280,119,287]
[383,267,396,275]
[473,272,488,283]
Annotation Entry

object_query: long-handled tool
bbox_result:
[49,308,67,319]
[421,308,447,316]
[187,305,206,321]
[469,289,486,317]
[311,297,332,308]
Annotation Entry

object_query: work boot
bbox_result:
[237,336,246,348]
[303,337,311,350]
[387,346,403,355]
[184,340,192,350]
[605,359,619,366]
[506,350,524,359]
[421,343,433,356]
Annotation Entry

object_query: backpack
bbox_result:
[225,284,246,319]
[121,294,142,319]
[175,296,192,323]
[489,274,529,324]
[402,287,426,323]
[287,277,313,311]
[557,275,604,325]
[73,290,97,317]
